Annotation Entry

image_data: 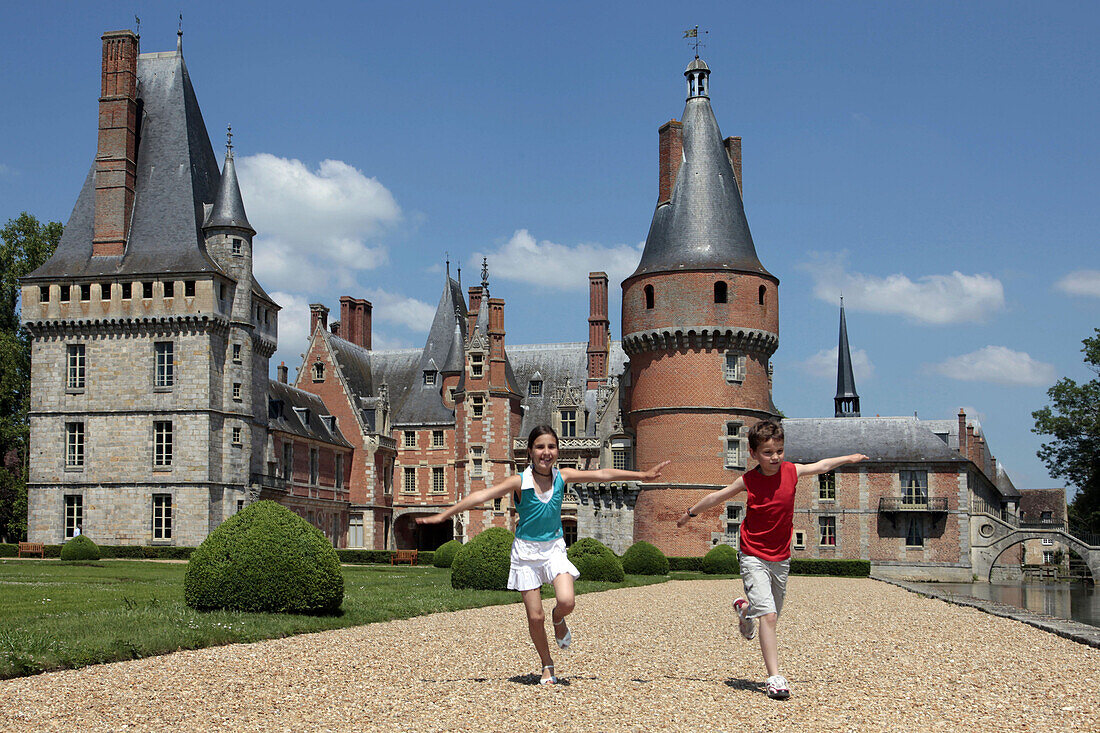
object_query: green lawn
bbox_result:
[0,560,667,679]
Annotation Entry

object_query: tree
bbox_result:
[1032,329,1100,533]
[0,213,62,542]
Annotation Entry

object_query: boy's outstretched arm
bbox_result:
[562,460,671,484]
[676,477,747,527]
[795,453,869,478]
[416,475,520,525]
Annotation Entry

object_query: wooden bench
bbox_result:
[17,542,45,558]
[391,549,418,566]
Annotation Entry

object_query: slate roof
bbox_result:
[268,380,353,448]
[781,417,969,464]
[203,151,254,233]
[28,49,226,280]
[835,305,858,400]
[632,58,771,279]
[1018,488,1066,520]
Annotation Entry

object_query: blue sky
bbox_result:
[2,1,1097,492]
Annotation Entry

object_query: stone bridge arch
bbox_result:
[971,515,1100,582]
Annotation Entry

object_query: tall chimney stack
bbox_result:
[277,362,288,384]
[658,120,683,205]
[93,30,140,257]
[309,303,329,334]
[339,296,372,349]
[587,272,609,389]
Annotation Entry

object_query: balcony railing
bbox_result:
[878,496,948,513]
[250,473,288,491]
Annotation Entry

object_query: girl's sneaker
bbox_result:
[765,675,790,699]
[732,598,757,640]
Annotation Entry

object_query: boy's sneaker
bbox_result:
[732,598,757,640]
[765,675,790,700]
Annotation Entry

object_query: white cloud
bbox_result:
[361,288,436,333]
[474,229,644,291]
[269,291,313,376]
[237,154,401,293]
[931,346,1055,387]
[1055,269,1100,298]
[802,253,1005,324]
[801,346,875,382]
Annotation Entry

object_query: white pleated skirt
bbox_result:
[507,536,580,591]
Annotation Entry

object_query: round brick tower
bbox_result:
[622,57,780,556]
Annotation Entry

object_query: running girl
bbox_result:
[417,424,670,685]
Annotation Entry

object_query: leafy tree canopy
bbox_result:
[1032,329,1100,532]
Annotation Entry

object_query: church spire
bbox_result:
[834,298,861,417]
[204,125,255,234]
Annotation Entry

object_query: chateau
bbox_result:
[21,28,1039,581]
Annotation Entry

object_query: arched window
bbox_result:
[644,284,655,310]
[758,285,766,305]
[714,281,728,303]
[311,362,324,382]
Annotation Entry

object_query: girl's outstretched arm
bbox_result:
[795,453,869,478]
[676,478,747,527]
[416,475,521,525]
[560,460,671,484]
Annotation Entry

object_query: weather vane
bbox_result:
[134,15,140,36]
[481,256,489,292]
[683,25,708,57]
[226,124,233,153]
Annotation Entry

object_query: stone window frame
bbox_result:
[39,285,50,303]
[99,282,111,301]
[724,421,746,469]
[818,471,836,501]
[232,382,242,401]
[309,446,319,485]
[402,466,417,493]
[142,281,154,299]
[723,351,746,383]
[469,352,484,379]
[818,515,837,547]
[231,426,242,445]
[163,280,175,299]
[423,370,436,386]
[64,494,83,539]
[724,502,742,537]
[79,283,91,301]
[151,493,173,542]
[59,284,71,303]
[900,469,929,504]
[231,237,243,256]
[232,343,242,363]
[154,340,175,391]
[403,430,417,449]
[793,530,806,550]
[470,394,485,419]
[121,282,132,300]
[612,448,629,470]
[431,466,446,494]
[348,513,365,547]
[470,445,485,478]
[559,408,578,438]
[65,422,84,470]
[528,379,542,397]
[184,280,196,298]
[66,343,86,392]
[153,420,173,469]
[431,430,445,448]
[311,362,325,382]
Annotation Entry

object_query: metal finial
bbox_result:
[457,264,461,289]
[445,252,450,279]
[134,15,141,37]
[480,257,489,291]
[176,14,183,52]
[226,124,233,155]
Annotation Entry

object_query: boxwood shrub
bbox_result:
[621,541,669,576]
[567,537,624,582]
[184,500,343,614]
[433,539,463,568]
[668,556,704,572]
[60,535,101,561]
[701,544,739,575]
[451,527,514,590]
[790,559,870,577]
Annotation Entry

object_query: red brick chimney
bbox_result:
[957,409,967,456]
[587,272,609,389]
[93,30,140,257]
[467,286,483,336]
[658,120,683,204]
[309,303,329,334]
[487,297,506,382]
[277,362,288,384]
[724,136,742,196]
[339,296,372,349]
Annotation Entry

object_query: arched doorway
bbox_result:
[392,512,454,551]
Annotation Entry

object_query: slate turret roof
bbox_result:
[28,49,225,280]
[632,57,771,279]
[204,145,254,234]
[835,305,858,402]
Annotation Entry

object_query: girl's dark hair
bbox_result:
[526,425,559,460]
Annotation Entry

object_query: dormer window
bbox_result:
[560,409,578,438]
[528,379,542,397]
[312,362,325,382]
[470,353,484,379]
[423,370,436,386]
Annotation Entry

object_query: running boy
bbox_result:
[676,419,867,700]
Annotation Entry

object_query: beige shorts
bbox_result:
[739,553,790,619]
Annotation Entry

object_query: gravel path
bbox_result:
[2,578,1097,732]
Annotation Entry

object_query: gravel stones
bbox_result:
[1,578,1097,732]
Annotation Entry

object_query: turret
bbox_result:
[834,300,861,417]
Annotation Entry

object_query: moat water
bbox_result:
[909,581,1100,628]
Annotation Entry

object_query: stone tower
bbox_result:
[622,56,780,555]
[20,29,278,545]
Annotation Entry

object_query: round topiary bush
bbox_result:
[184,500,343,614]
[451,527,513,590]
[60,535,101,561]
[573,551,625,582]
[621,541,669,576]
[567,537,624,582]
[701,544,739,575]
[433,539,463,568]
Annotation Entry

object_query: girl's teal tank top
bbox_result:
[513,467,565,542]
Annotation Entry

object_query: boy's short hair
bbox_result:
[748,420,784,451]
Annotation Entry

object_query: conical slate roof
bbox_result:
[27,49,224,279]
[631,58,770,278]
[835,305,858,400]
[397,276,467,424]
[204,149,254,233]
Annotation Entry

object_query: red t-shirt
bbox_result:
[738,461,797,562]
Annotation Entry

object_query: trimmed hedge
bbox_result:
[60,535,101,561]
[451,527,514,590]
[621,541,669,576]
[185,500,343,614]
[0,544,196,559]
[668,556,704,572]
[432,540,463,568]
[701,544,739,575]
[567,537,624,582]
[335,549,435,565]
[790,559,870,577]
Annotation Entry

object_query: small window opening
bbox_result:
[232,238,243,255]
[60,285,71,303]
[143,281,154,299]
[758,285,766,305]
[184,280,196,298]
[39,286,49,302]
[644,284,654,310]
[714,281,727,303]
[121,282,132,299]
[163,281,174,298]
[80,284,91,301]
